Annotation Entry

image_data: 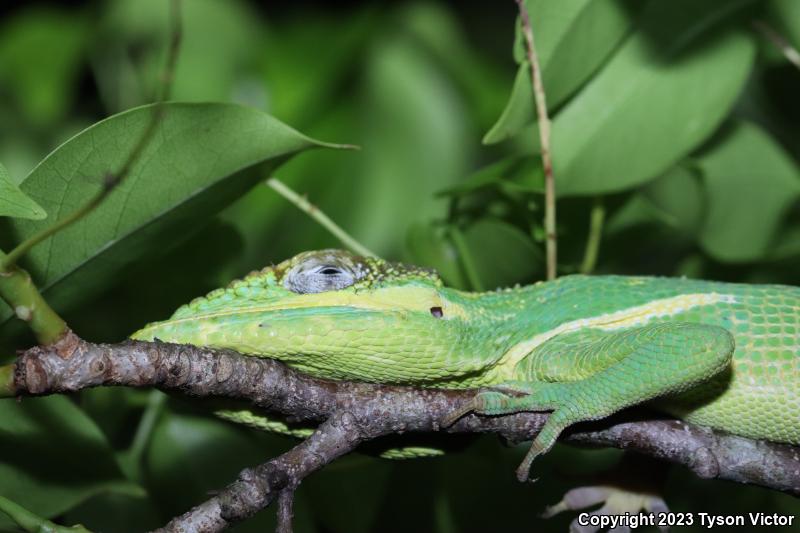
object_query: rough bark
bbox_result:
[11,338,800,532]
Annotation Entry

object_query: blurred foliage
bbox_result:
[0,0,799,531]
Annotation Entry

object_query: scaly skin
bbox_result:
[132,250,800,479]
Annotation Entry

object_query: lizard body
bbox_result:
[132,250,800,478]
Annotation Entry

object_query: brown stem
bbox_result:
[515,0,557,280]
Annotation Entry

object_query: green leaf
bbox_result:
[351,31,471,254]
[407,219,542,290]
[405,222,467,289]
[438,156,544,198]
[0,8,88,125]
[0,163,45,220]
[459,219,542,288]
[768,226,800,261]
[607,163,705,235]
[552,0,756,196]
[484,0,635,144]
[0,397,142,528]
[95,0,262,111]
[767,0,800,51]
[261,7,377,125]
[400,3,511,129]
[698,121,800,262]
[1,103,337,326]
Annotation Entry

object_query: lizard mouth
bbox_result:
[158,285,466,325]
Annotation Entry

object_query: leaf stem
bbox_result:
[266,178,377,258]
[0,252,67,345]
[1,173,123,271]
[753,20,800,71]
[580,198,605,275]
[515,0,557,280]
[159,0,183,102]
[0,495,92,533]
[119,390,167,482]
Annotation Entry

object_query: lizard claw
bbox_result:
[515,438,548,482]
[441,391,514,427]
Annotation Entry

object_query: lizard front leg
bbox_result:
[444,322,735,481]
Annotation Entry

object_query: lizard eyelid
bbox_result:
[285,262,358,294]
[317,266,344,276]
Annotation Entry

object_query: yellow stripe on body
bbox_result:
[495,292,738,378]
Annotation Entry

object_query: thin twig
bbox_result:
[119,390,168,482]
[0,495,90,533]
[2,172,135,270]
[159,0,183,102]
[515,0,557,280]
[753,20,800,71]
[579,198,605,275]
[266,178,377,258]
[0,0,183,272]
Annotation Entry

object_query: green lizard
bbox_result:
[132,249,800,482]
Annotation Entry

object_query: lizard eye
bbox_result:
[285,261,357,294]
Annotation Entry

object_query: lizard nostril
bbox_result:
[430,306,443,318]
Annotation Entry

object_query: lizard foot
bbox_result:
[543,485,670,533]
[441,387,572,482]
[443,392,524,426]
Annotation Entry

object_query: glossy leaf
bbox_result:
[1,103,338,325]
[698,122,800,262]
[484,0,634,144]
[552,0,756,195]
[460,219,542,288]
[0,163,45,220]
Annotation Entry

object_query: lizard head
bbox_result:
[132,249,479,384]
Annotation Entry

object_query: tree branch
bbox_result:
[7,337,798,532]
